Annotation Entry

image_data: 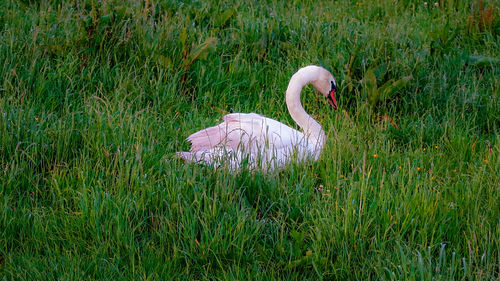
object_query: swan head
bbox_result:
[309,66,338,110]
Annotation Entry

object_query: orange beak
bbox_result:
[327,90,338,110]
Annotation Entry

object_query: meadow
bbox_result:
[0,0,499,279]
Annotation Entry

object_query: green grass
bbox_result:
[1,0,499,279]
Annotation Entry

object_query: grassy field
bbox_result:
[1,0,499,279]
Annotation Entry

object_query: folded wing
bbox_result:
[187,113,303,152]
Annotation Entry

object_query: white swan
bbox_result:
[176,65,338,170]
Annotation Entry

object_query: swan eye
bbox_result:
[330,81,336,91]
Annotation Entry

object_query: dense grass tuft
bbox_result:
[1,0,499,279]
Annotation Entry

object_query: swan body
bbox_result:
[177,65,338,170]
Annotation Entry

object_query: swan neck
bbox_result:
[285,70,325,146]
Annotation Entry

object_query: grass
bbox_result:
[0,0,499,279]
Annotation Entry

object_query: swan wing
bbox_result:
[180,113,318,169]
[186,113,305,152]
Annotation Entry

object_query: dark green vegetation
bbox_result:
[1,0,499,279]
